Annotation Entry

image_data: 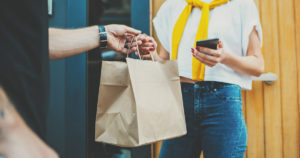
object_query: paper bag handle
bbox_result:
[126,35,154,62]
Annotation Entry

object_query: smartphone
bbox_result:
[196,38,219,49]
[195,38,219,56]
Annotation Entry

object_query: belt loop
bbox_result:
[194,83,200,89]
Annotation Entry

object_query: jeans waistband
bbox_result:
[181,81,237,89]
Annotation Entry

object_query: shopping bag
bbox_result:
[95,57,186,147]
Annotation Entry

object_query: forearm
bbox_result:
[154,45,170,62]
[49,26,99,60]
[222,52,264,77]
[149,51,166,62]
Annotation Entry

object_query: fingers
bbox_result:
[131,47,154,56]
[136,41,155,51]
[120,48,130,54]
[130,41,154,53]
[129,34,156,54]
[125,34,149,48]
[128,41,143,48]
[192,48,220,67]
[193,53,217,67]
[138,34,154,42]
[196,47,221,57]
[137,34,147,41]
[218,41,223,49]
[125,26,141,36]
[140,34,156,49]
[139,42,154,48]
[119,31,157,56]
[106,24,141,37]
[141,47,155,52]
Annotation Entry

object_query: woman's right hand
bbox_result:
[133,34,157,60]
[132,34,170,62]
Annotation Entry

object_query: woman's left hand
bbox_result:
[191,41,227,67]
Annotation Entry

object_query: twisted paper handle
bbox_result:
[126,35,154,62]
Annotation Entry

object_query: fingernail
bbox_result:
[191,48,194,53]
[150,48,154,51]
[147,51,150,54]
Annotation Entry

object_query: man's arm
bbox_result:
[49,26,98,60]
[49,25,141,60]
[0,88,58,158]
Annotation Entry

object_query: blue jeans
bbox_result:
[159,82,247,158]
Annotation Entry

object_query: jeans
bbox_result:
[159,82,247,158]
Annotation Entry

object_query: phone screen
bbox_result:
[196,38,219,50]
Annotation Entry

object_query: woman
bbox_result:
[139,0,264,157]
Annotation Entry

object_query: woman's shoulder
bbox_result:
[161,0,187,9]
[156,0,187,18]
[164,0,186,3]
[231,0,257,7]
[229,0,259,15]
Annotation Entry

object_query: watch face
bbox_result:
[99,25,106,32]
[100,32,107,38]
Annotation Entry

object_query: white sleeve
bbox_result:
[241,0,263,56]
[152,1,173,53]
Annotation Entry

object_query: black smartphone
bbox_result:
[196,38,219,49]
[196,38,219,56]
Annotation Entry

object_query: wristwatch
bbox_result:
[98,25,107,49]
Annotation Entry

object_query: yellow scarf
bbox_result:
[172,0,230,81]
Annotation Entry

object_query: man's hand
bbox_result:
[105,24,142,54]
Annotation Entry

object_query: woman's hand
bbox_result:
[130,34,169,62]
[192,28,264,77]
[132,34,157,60]
[191,41,227,67]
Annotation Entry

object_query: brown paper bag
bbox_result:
[95,58,186,147]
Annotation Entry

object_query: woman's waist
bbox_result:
[178,69,252,89]
[180,77,197,84]
[180,78,242,99]
[180,77,235,88]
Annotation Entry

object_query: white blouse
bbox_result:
[153,0,263,90]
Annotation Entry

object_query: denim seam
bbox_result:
[231,107,247,157]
